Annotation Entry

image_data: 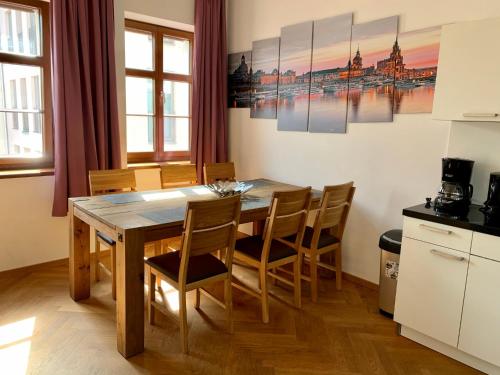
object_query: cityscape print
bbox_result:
[227,14,443,133]
[228,51,252,108]
[393,26,441,114]
[277,21,313,132]
[251,37,280,119]
[347,16,399,123]
[308,13,353,133]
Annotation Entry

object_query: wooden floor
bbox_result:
[0,257,480,375]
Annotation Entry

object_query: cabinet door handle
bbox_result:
[430,249,467,262]
[419,223,452,235]
[462,112,499,118]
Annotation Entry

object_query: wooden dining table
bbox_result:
[68,178,321,358]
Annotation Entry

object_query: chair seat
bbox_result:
[145,252,228,284]
[97,231,115,246]
[285,226,339,249]
[235,235,297,262]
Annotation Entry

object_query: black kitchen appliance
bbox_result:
[482,172,500,216]
[434,158,474,216]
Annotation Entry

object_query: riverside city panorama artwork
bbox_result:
[228,51,252,108]
[308,13,353,133]
[277,21,314,132]
[251,37,280,119]
[393,26,441,114]
[347,16,399,123]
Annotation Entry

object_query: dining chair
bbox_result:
[160,163,198,188]
[282,182,355,301]
[88,168,162,300]
[203,162,236,184]
[145,195,241,354]
[232,187,312,323]
[159,163,199,252]
[89,169,137,300]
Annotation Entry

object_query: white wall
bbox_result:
[227,0,500,283]
[123,0,194,29]
[0,176,68,271]
[448,122,500,204]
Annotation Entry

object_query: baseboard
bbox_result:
[0,250,112,278]
[401,326,500,374]
[343,272,378,291]
[0,258,69,278]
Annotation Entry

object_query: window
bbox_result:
[0,0,51,169]
[125,20,193,163]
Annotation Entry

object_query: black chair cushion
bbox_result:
[145,252,228,284]
[285,226,339,249]
[97,232,115,246]
[235,235,296,262]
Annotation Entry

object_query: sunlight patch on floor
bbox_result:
[161,280,180,312]
[0,317,36,375]
[145,281,180,312]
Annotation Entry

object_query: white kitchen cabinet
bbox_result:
[394,237,469,347]
[459,255,500,367]
[433,17,500,122]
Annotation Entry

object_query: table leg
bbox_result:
[253,219,266,236]
[116,229,145,358]
[69,202,90,301]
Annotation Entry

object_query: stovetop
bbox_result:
[403,203,500,237]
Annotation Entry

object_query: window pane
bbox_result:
[163,81,189,116]
[125,30,153,71]
[126,115,154,152]
[164,117,189,151]
[0,63,44,157]
[126,77,154,115]
[0,112,43,157]
[163,36,190,75]
[0,4,41,57]
[0,64,42,110]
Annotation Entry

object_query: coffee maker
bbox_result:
[434,158,474,216]
[483,172,500,215]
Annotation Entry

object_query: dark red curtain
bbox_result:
[51,0,121,216]
[191,0,228,182]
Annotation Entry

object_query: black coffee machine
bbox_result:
[483,172,500,215]
[434,158,474,216]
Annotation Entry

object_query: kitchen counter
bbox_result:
[403,203,500,237]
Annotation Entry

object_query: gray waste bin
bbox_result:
[378,229,402,317]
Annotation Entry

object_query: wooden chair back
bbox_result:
[88,169,136,196]
[262,187,312,260]
[313,182,355,241]
[203,162,236,184]
[179,195,241,283]
[160,164,198,188]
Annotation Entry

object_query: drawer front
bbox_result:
[471,232,500,262]
[403,217,472,253]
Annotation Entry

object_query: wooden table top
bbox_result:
[70,178,322,232]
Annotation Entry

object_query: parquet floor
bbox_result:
[0,256,480,375]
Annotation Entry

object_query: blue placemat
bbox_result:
[139,206,186,224]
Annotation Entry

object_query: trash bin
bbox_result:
[378,229,402,317]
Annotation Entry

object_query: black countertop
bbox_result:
[403,203,500,237]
